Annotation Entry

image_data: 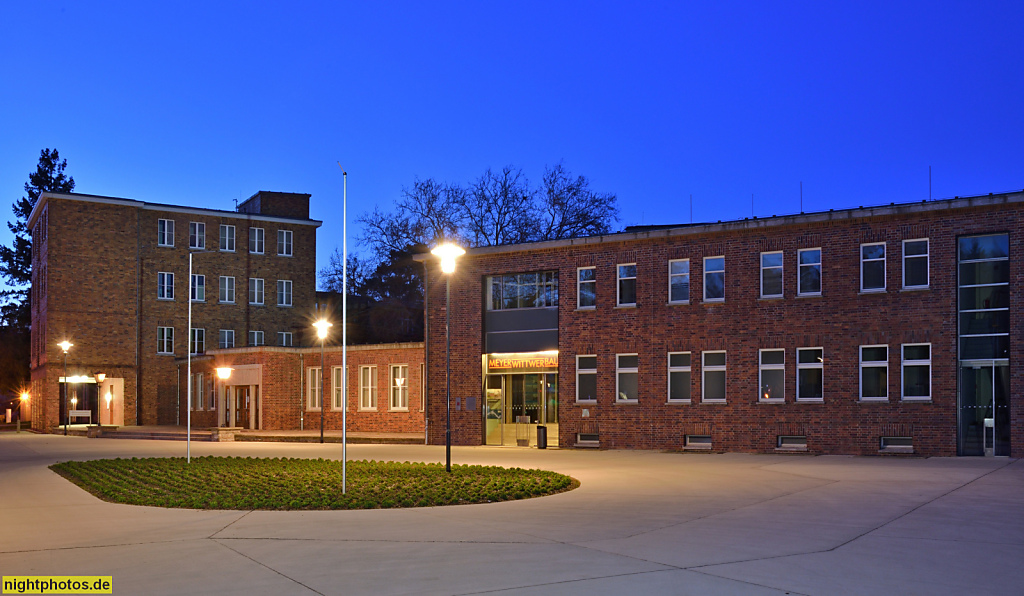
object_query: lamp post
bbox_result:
[337,163,349,494]
[94,373,105,426]
[313,319,332,444]
[58,341,73,435]
[18,392,28,433]
[215,367,233,429]
[430,242,465,472]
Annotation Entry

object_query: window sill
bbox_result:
[758,296,784,301]
[701,399,726,404]
[901,398,932,403]
[858,398,889,403]
[306,408,322,412]
[219,249,235,253]
[795,398,824,404]
[220,301,235,305]
[249,303,265,307]
[390,408,409,412]
[157,298,174,302]
[667,301,689,306]
[157,244,174,248]
[614,399,638,405]
[900,286,929,292]
[858,289,886,295]
[614,304,637,310]
[358,408,377,412]
[250,252,265,256]
[702,299,725,305]
[576,307,596,312]
[575,399,597,405]
[796,293,822,299]
[758,399,785,404]
[277,304,293,308]
[157,352,175,356]
[665,400,691,405]
[277,254,293,258]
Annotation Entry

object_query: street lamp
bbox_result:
[313,319,332,444]
[430,242,465,472]
[94,373,105,426]
[215,367,232,428]
[58,341,72,435]
[18,391,28,433]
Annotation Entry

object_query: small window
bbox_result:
[219,276,235,304]
[902,343,931,400]
[667,352,691,402]
[702,351,726,402]
[880,436,913,452]
[797,348,824,401]
[360,365,378,410]
[577,267,596,309]
[777,436,807,450]
[617,264,637,306]
[704,256,725,301]
[157,272,174,300]
[760,252,783,298]
[798,248,822,296]
[307,367,322,410]
[189,328,205,355]
[218,329,235,349]
[616,354,638,401]
[157,326,174,354]
[249,330,264,346]
[332,366,344,409]
[189,222,205,249]
[861,243,886,292]
[278,332,293,347]
[249,227,265,254]
[860,345,888,400]
[220,224,236,252]
[278,229,293,256]
[668,259,690,304]
[759,349,785,401]
[576,355,597,401]
[249,278,264,305]
[277,280,292,307]
[390,364,409,410]
[684,435,712,450]
[157,219,174,247]
[190,274,205,302]
[903,239,929,289]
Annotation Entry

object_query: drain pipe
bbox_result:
[176,364,180,426]
[299,352,304,430]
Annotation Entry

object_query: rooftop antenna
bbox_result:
[233,197,239,210]
[800,181,803,213]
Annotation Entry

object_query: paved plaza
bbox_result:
[1,433,1021,595]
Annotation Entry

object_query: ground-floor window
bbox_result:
[360,365,377,410]
[902,344,931,400]
[667,352,691,402]
[576,355,597,401]
[616,354,638,401]
[307,367,322,410]
[390,364,409,410]
[860,345,888,401]
[759,349,785,402]
[797,347,823,401]
[702,351,726,402]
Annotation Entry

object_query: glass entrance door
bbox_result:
[959,362,1010,456]
[485,373,558,446]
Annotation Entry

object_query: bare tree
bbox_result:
[537,162,619,241]
[357,178,465,260]
[462,166,537,246]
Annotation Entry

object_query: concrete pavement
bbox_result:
[1,433,1020,595]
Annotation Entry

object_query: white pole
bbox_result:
[187,251,192,463]
[339,163,348,494]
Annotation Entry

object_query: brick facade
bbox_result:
[422,191,1024,457]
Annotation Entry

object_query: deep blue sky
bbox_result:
[2,1,1022,289]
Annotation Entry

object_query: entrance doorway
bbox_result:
[484,373,558,446]
[959,362,1009,456]
[234,386,252,429]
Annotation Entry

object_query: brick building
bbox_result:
[27,190,321,430]
[420,190,1022,457]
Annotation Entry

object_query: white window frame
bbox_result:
[796,347,824,402]
[616,263,637,307]
[860,242,886,292]
[859,344,888,401]
[219,276,235,304]
[157,219,174,247]
[157,326,174,354]
[189,222,205,250]
[307,367,322,411]
[758,349,785,402]
[157,271,174,300]
[218,329,235,349]
[277,279,293,307]
[797,248,822,296]
[359,365,377,410]
[577,266,596,309]
[220,224,235,252]
[390,364,409,410]
[701,350,727,402]
[615,353,639,402]
[190,372,204,411]
[667,351,691,403]
[249,227,265,254]
[760,251,784,299]
[703,256,725,302]
[576,355,597,402]
[278,331,293,347]
[190,274,205,302]
[249,278,264,305]
[249,330,264,346]
[668,259,690,304]
[278,229,293,256]
[902,238,929,290]
[901,343,931,401]
[332,366,345,410]
[189,328,205,355]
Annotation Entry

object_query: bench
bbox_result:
[69,409,92,423]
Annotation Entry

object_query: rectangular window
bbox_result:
[219,276,235,303]
[759,349,785,401]
[702,351,726,402]
[278,332,293,347]
[248,330,264,346]
[903,239,929,289]
[796,348,824,401]
[798,248,822,296]
[668,259,690,304]
[487,271,558,310]
[277,280,292,307]
[902,343,931,400]
[390,364,409,410]
[190,274,205,302]
[760,252,783,298]
[249,227,264,254]
[576,355,597,401]
[958,234,1010,359]
[157,326,174,354]
[861,242,886,292]
[190,372,204,411]
[278,229,293,256]
[220,224,235,252]
[332,366,344,410]
[704,256,725,301]
[189,328,205,355]
[615,354,638,402]
[218,329,235,349]
[157,272,174,300]
[667,352,691,402]
[157,219,174,247]
[189,222,205,249]
[359,365,377,410]
[617,264,637,306]
[249,278,264,305]
[307,367,322,410]
[860,345,888,400]
[577,267,596,309]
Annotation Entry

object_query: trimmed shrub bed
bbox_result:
[50,457,577,510]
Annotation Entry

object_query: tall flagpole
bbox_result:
[338,163,348,494]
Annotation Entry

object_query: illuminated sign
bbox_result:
[487,352,558,371]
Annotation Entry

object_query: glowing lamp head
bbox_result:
[95,373,106,383]
[20,392,29,403]
[105,392,112,404]
[313,319,332,340]
[215,367,233,380]
[431,243,465,274]
[58,340,73,353]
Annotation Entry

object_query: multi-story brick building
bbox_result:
[420,190,1022,457]
[27,190,321,430]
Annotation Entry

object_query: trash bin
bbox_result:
[536,425,547,449]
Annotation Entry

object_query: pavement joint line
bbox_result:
[0,538,201,556]
[208,509,254,539]
[212,537,552,545]
[212,538,324,595]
